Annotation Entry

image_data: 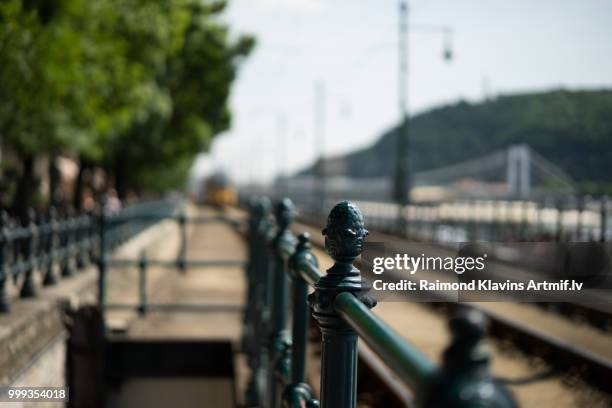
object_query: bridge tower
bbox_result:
[506,144,531,199]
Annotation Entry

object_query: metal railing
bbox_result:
[96,202,244,316]
[0,197,182,313]
[243,197,518,408]
[289,193,611,244]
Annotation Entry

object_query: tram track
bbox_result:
[294,219,612,396]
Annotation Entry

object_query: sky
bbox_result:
[191,0,612,184]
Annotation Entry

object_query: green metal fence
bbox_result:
[243,197,518,408]
[97,205,244,316]
[0,198,181,313]
[1,195,522,407]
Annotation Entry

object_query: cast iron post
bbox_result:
[256,197,273,405]
[268,198,295,408]
[282,233,319,408]
[576,195,585,241]
[138,251,148,315]
[97,212,107,313]
[600,196,607,242]
[87,210,97,262]
[43,207,58,286]
[61,209,74,277]
[421,308,518,407]
[244,198,262,406]
[555,198,564,242]
[74,212,85,270]
[0,211,10,312]
[20,208,38,298]
[177,212,187,271]
[244,198,260,352]
[309,201,376,408]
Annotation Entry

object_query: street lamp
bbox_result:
[394,0,453,230]
[315,80,326,215]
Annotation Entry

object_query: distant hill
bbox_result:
[301,89,612,194]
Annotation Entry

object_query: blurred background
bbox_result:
[193,0,612,207]
[2,0,612,217]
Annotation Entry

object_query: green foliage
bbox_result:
[0,0,254,196]
[326,89,612,193]
[102,0,255,193]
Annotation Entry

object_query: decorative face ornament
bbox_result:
[322,201,368,262]
[275,198,295,230]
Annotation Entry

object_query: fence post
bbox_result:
[97,212,107,313]
[245,198,260,323]
[177,212,187,271]
[282,233,319,408]
[75,212,87,270]
[422,308,518,407]
[244,197,274,406]
[309,201,376,408]
[43,207,58,286]
[244,198,261,406]
[87,210,96,263]
[256,197,274,405]
[0,211,10,312]
[600,196,607,243]
[138,251,148,315]
[555,199,564,242]
[20,208,38,298]
[61,209,74,277]
[268,198,295,408]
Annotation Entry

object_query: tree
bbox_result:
[0,0,96,217]
[104,0,255,198]
[0,0,255,212]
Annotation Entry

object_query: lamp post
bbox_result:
[315,81,326,215]
[394,0,453,232]
[277,113,289,199]
[395,0,409,212]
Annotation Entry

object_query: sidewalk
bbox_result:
[115,207,249,405]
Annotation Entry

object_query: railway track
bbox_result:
[372,222,612,331]
[294,219,612,396]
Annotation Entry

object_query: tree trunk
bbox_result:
[13,153,35,221]
[114,154,128,201]
[49,154,60,208]
[73,158,87,211]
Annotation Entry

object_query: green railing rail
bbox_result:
[243,197,518,408]
[0,197,182,313]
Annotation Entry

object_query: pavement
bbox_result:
[115,206,249,405]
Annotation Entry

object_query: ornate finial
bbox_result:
[0,211,8,247]
[252,198,265,219]
[322,201,368,263]
[260,196,271,213]
[249,198,263,231]
[27,208,36,223]
[252,197,272,239]
[248,196,259,210]
[0,211,9,228]
[296,232,311,251]
[443,308,489,372]
[274,198,295,231]
[449,308,487,343]
[290,233,318,281]
[309,200,375,318]
[65,204,75,217]
[423,308,518,407]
